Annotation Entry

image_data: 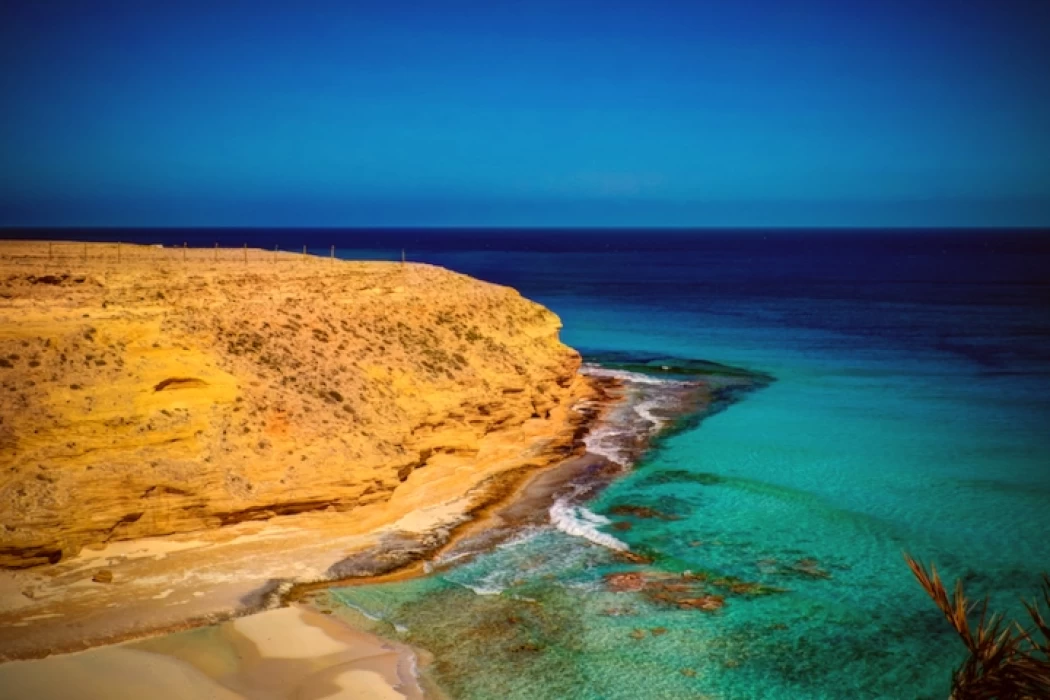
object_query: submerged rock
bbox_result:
[636,469,726,487]
[604,572,647,592]
[613,550,653,565]
[676,595,724,611]
[603,567,785,611]
[791,558,831,579]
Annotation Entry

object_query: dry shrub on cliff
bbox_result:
[904,554,1050,699]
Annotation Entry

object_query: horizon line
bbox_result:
[2,225,1049,232]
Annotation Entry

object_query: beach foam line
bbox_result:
[494,526,544,551]
[444,564,516,597]
[333,598,385,623]
[583,424,631,466]
[581,364,677,386]
[549,498,627,551]
[454,581,505,597]
[633,398,666,431]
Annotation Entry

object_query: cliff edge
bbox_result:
[0,242,594,571]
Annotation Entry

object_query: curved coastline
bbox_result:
[304,357,771,599]
[311,359,772,698]
[0,354,771,699]
[0,373,616,661]
[0,243,773,699]
[0,241,604,664]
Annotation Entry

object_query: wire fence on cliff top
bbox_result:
[0,242,408,266]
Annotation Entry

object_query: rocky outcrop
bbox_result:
[0,243,594,568]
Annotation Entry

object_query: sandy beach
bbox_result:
[0,604,429,699]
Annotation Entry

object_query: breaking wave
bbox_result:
[580,364,677,386]
[549,497,627,551]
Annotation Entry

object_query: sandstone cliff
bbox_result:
[0,242,592,570]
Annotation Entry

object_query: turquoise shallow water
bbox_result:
[329,231,1050,698]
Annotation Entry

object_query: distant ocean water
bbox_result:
[18,228,1050,698]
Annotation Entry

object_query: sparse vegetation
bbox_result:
[0,242,585,572]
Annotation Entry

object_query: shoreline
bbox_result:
[292,451,618,602]
[309,363,774,698]
[1,243,773,699]
[0,376,623,663]
[0,240,617,665]
[0,373,627,699]
[289,357,756,604]
[1,357,771,699]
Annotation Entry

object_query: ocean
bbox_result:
[20,228,1050,698]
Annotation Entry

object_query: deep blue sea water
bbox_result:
[17,228,1050,697]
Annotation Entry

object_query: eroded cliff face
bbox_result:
[0,244,591,569]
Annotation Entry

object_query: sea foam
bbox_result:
[581,364,676,386]
[633,398,666,432]
[583,424,631,466]
[549,497,627,551]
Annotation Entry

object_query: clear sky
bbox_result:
[2,0,1049,227]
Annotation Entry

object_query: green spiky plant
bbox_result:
[904,554,1050,699]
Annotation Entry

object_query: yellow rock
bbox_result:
[0,242,596,569]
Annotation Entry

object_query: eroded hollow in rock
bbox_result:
[153,377,209,391]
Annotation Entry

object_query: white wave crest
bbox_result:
[495,526,545,551]
[633,399,666,432]
[549,498,627,551]
[583,424,630,466]
[449,568,507,596]
[462,583,504,596]
[581,364,679,386]
[429,550,471,569]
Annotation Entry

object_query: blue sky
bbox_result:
[2,0,1049,227]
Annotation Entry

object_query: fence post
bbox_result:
[330,245,335,263]
[214,242,218,262]
[302,245,307,262]
[244,243,248,265]
[48,242,53,262]
[183,242,187,262]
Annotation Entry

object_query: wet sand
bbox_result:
[0,604,427,700]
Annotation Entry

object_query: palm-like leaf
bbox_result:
[904,554,1050,699]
